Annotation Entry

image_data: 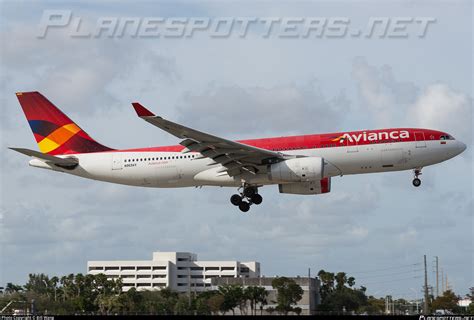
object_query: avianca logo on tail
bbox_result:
[331,130,410,144]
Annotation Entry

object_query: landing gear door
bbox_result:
[112,153,123,170]
[414,131,426,148]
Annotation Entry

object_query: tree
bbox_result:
[5,282,24,294]
[2,273,133,315]
[347,277,355,288]
[256,286,269,315]
[359,296,385,315]
[466,303,474,314]
[335,272,347,291]
[218,284,245,315]
[317,270,370,314]
[207,293,225,315]
[431,290,460,313]
[271,277,303,315]
[174,295,191,315]
[50,276,59,302]
[117,287,142,314]
[24,273,50,297]
[293,306,302,315]
[245,286,268,315]
[193,292,212,315]
[318,270,335,301]
[320,286,367,313]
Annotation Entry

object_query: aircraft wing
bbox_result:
[9,147,78,168]
[132,103,288,176]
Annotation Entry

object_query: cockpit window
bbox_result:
[439,134,454,140]
[440,135,454,140]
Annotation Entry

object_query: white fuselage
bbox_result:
[30,139,465,188]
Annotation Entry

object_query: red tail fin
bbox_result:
[16,91,113,155]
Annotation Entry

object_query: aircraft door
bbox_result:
[112,153,123,170]
[414,131,426,148]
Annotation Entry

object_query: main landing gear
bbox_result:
[230,185,263,212]
[412,168,422,187]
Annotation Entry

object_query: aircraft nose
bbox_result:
[457,141,467,155]
[453,140,467,156]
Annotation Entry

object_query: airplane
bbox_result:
[11,91,467,212]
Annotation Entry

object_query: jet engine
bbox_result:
[267,157,324,183]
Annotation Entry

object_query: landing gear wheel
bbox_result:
[412,168,422,187]
[412,178,421,187]
[243,187,256,198]
[239,201,250,212]
[230,194,242,206]
[251,193,263,205]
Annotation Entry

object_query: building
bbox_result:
[458,298,472,308]
[87,251,260,292]
[211,276,321,315]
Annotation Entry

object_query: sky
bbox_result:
[0,0,472,299]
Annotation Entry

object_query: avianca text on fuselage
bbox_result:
[11,92,467,213]
[333,130,410,144]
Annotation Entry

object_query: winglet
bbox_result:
[132,102,155,117]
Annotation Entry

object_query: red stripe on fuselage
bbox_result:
[112,128,448,153]
[60,128,450,154]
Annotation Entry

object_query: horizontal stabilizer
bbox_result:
[9,147,78,167]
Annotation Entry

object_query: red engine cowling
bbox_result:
[278,177,331,195]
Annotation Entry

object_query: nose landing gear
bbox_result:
[412,169,422,187]
[230,185,263,212]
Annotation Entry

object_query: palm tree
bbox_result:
[60,273,75,302]
[49,276,59,302]
[255,287,268,315]
[75,273,85,298]
[245,286,263,315]
[218,284,244,315]
[5,282,23,294]
[243,286,268,315]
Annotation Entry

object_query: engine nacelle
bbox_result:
[279,177,331,195]
[268,157,324,183]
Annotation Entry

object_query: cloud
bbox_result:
[176,83,350,138]
[2,23,180,121]
[352,57,472,149]
[351,57,419,127]
[410,84,472,144]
